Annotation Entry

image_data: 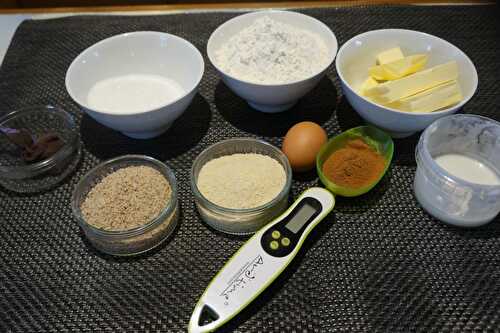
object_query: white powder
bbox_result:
[87,74,185,114]
[197,153,286,209]
[215,16,330,84]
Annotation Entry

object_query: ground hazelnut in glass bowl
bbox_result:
[72,155,178,256]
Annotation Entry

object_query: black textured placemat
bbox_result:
[1,5,500,332]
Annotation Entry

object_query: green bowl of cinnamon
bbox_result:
[316,126,394,197]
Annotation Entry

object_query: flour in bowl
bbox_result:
[215,16,329,84]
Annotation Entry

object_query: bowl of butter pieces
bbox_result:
[335,29,478,138]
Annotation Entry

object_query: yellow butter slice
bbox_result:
[369,54,428,81]
[404,80,463,113]
[358,77,379,96]
[376,47,405,65]
[365,61,459,104]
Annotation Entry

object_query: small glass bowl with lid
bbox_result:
[72,155,179,256]
[0,105,81,193]
[414,114,500,227]
[191,138,292,235]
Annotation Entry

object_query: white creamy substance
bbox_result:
[414,153,500,227]
[87,74,185,114]
[434,154,500,185]
[215,16,329,84]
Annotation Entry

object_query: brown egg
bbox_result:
[282,121,328,172]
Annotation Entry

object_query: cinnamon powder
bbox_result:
[322,138,386,188]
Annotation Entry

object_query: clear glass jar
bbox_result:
[0,105,81,193]
[72,155,179,256]
[191,138,292,235]
[414,114,500,227]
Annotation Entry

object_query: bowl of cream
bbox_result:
[207,10,337,113]
[66,31,204,139]
[414,114,500,227]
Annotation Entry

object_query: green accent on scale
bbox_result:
[188,187,335,333]
[271,230,281,239]
[270,241,279,250]
[281,237,290,247]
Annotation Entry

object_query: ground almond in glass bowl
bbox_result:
[197,153,286,209]
[191,138,292,234]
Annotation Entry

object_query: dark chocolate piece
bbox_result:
[0,127,34,148]
[1,127,64,163]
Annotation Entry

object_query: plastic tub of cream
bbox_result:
[414,114,500,227]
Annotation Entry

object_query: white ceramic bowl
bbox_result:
[336,29,478,138]
[207,10,338,113]
[66,31,204,139]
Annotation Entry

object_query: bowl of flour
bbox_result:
[208,10,338,113]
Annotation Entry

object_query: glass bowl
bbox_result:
[0,105,81,193]
[191,138,292,235]
[72,155,179,256]
[414,114,500,227]
[316,126,394,197]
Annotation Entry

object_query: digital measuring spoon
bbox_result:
[188,187,335,333]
